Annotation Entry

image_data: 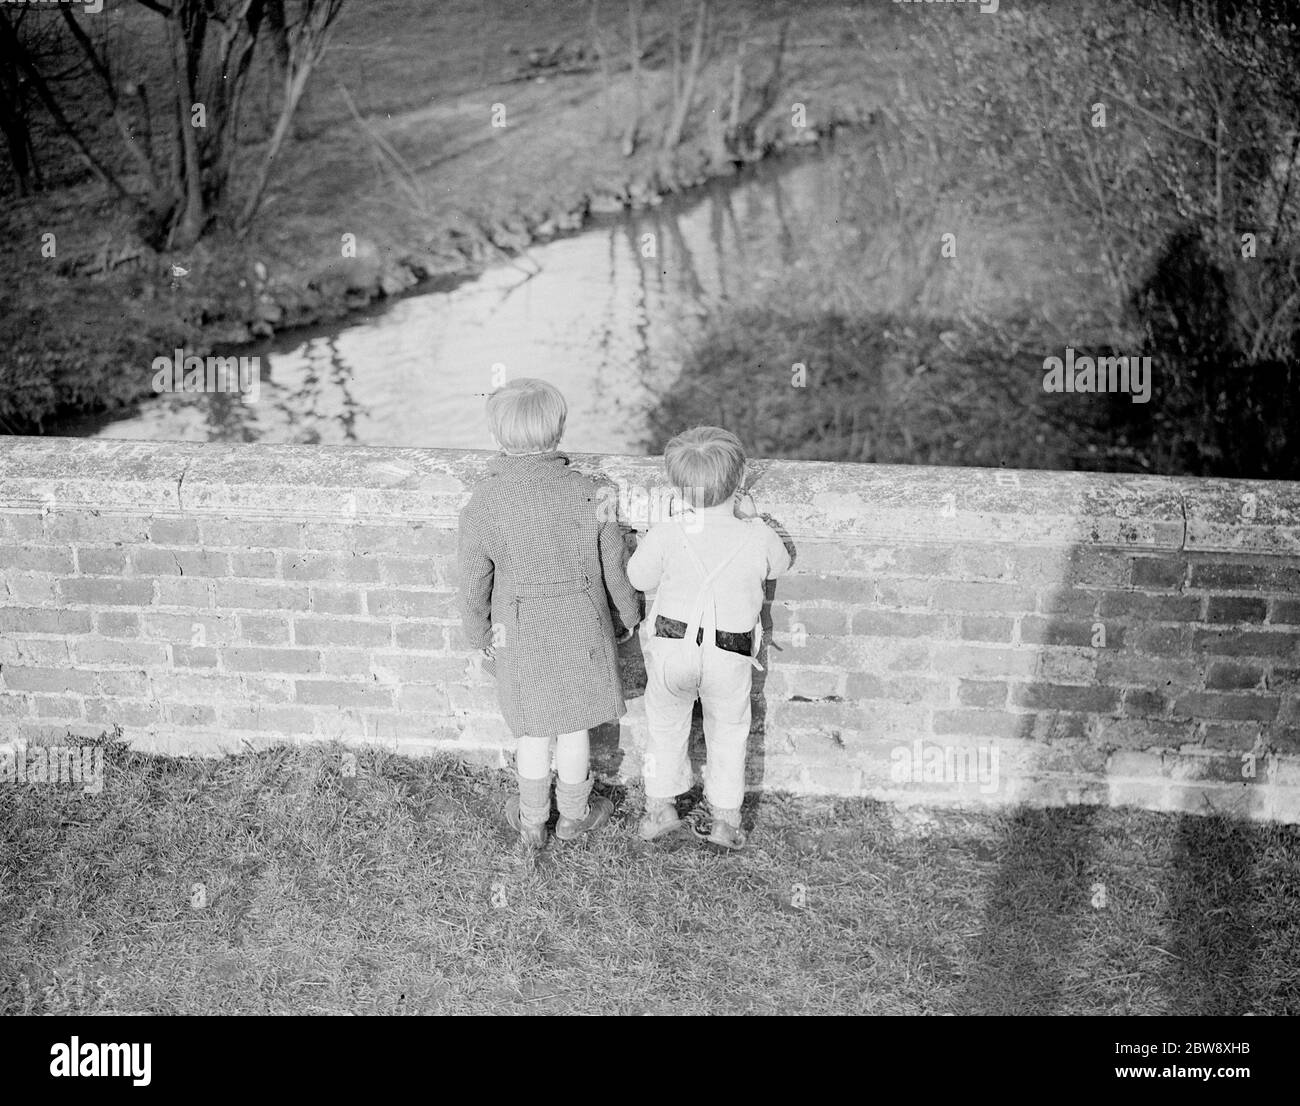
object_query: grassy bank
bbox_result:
[2,739,1298,1015]
[0,0,899,434]
[646,1,1300,478]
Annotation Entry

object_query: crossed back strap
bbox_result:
[647,517,755,649]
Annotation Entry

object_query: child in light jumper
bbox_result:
[627,426,790,849]
[457,378,642,849]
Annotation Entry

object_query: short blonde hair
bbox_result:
[664,426,746,508]
[486,378,567,452]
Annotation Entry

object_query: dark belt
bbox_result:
[655,615,752,657]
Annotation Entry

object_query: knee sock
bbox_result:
[516,771,552,827]
[555,774,592,821]
[554,729,591,820]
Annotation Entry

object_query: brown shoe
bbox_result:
[555,795,614,841]
[505,795,547,849]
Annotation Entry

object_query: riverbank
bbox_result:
[0,0,906,434]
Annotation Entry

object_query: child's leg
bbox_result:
[643,642,697,805]
[698,652,753,823]
[553,729,592,820]
[516,734,553,827]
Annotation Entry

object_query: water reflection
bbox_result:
[66,143,856,454]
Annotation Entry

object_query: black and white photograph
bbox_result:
[0,0,1298,1050]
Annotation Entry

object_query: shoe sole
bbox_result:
[638,817,684,842]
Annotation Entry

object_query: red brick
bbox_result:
[959,616,1014,642]
[1008,547,1072,585]
[394,623,448,650]
[1133,626,1193,655]
[295,680,396,709]
[932,709,1032,739]
[1200,723,1260,751]
[293,619,392,647]
[223,647,322,674]
[1038,589,1100,617]
[1020,617,1116,648]
[200,520,300,549]
[366,590,458,619]
[931,645,1039,679]
[1205,661,1265,690]
[284,553,381,583]
[778,575,873,605]
[1011,683,1119,713]
[2,666,96,694]
[1060,549,1131,588]
[212,581,310,610]
[321,650,373,677]
[1190,562,1300,591]
[1270,599,1300,625]
[72,640,169,666]
[780,667,844,700]
[238,614,291,645]
[1095,717,1196,749]
[851,610,947,638]
[378,557,434,586]
[957,680,1008,708]
[1097,592,1202,621]
[930,581,1035,613]
[94,612,140,638]
[59,578,155,607]
[1130,558,1187,590]
[148,518,201,544]
[94,670,151,697]
[230,551,280,578]
[165,702,218,727]
[85,698,162,727]
[155,578,214,608]
[75,546,130,575]
[1120,688,1168,717]
[0,513,45,540]
[0,692,32,717]
[0,544,74,573]
[874,578,932,608]
[45,514,147,543]
[32,695,81,719]
[1193,628,1299,659]
[171,645,219,668]
[956,547,1012,581]
[1172,692,1280,722]
[3,577,56,605]
[139,612,235,644]
[0,608,93,635]
[310,587,362,615]
[1206,596,1269,623]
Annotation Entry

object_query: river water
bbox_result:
[63,142,856,454]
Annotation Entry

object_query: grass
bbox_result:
[2,738,1297,1015]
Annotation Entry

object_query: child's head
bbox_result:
[486,378,567,453]
[664,426,746,507]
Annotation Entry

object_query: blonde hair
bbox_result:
[486,378,567,452]
[664,426,746,508]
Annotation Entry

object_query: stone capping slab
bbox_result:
[2,438,1299,554]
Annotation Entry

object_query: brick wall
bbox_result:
[2,438,1299,821]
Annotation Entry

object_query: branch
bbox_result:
[1102,86,1218,151]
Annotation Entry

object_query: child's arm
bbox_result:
[763,523,792,580]
[456,509,495,651]
[626,524,664,594]
[599,509,642,636]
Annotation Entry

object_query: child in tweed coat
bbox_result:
[458,378,642,849]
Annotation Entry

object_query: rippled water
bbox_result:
[66,141,859,454]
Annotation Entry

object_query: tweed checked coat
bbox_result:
[457,451,642,738]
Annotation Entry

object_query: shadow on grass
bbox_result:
[959,806,1102,1015]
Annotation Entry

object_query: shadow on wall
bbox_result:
[953,534,1292,1014]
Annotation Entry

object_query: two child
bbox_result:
[458,379,789,850]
